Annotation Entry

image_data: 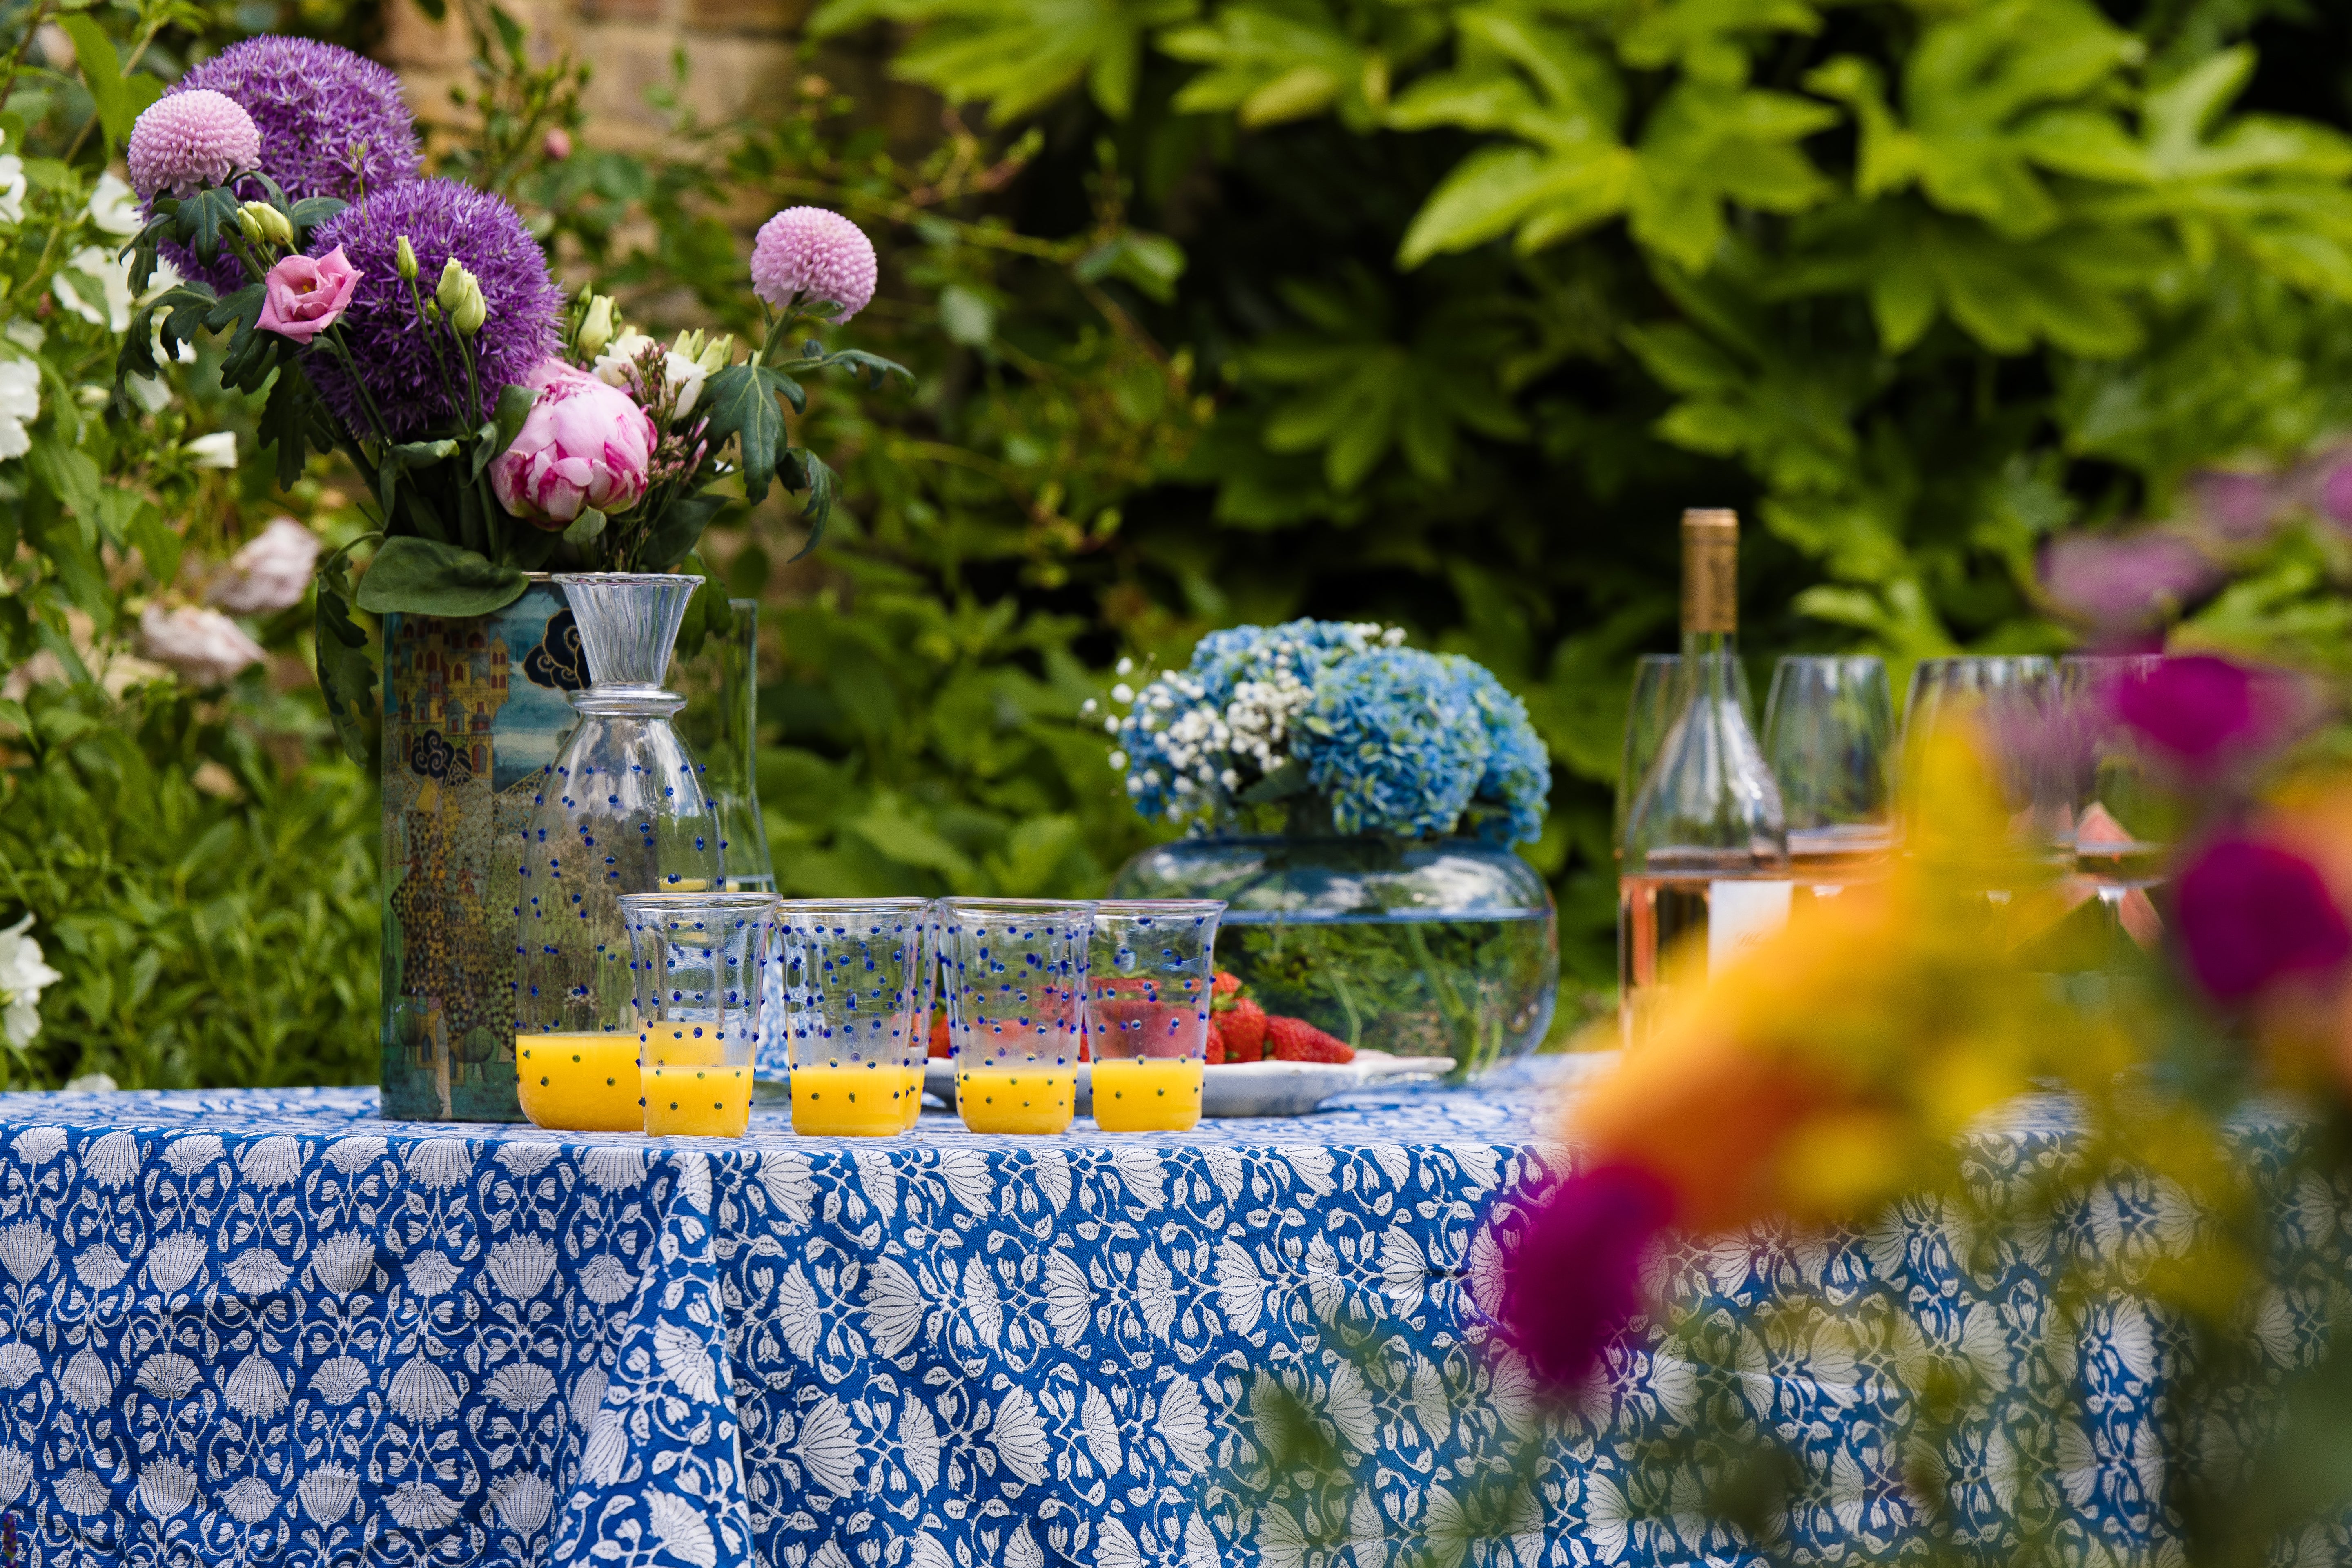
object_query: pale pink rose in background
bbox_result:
[257,247,361,344]
[543,128,572,160]
[490,359,657,528]
[138,603,265,686]
[209,517,321,614]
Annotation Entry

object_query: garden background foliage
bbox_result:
[7,0,2352,1085]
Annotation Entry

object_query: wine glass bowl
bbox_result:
[1763,655,1895,872]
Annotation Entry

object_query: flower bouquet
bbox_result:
[106,36,909,764]
[1101,620,1559,1076]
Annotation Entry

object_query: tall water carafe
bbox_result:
[514,574,725,1131]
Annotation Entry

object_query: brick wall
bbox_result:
[378,0,811,152]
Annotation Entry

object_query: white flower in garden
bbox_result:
[185,431,238,469]
[85,173,141,237]
[138,603,265,686]
[52,245,133,332]
[0,915,62,1049]
[0,154,22,227]
[0,360,37,461]
[210,518,320,614]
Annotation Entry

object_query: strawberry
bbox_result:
[1205,1017,1229,1065]
[1266,1014,1352,1064]
[1212,969,1242,999]
[1221,995,1269,1060]
[928,1012,951,1059]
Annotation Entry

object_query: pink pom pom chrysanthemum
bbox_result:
[749,207,877,322]
[127,90,261,200]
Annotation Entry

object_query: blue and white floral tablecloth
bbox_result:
[0,1061,2330,1568]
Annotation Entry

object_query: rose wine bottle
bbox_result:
[1618,509,1791,1044]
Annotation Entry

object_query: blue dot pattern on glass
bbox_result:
[773,901,935,1076]
[512,577,726,1040]
[940,906,1093,1070]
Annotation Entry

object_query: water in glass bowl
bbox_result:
[1108,835,1558,1079]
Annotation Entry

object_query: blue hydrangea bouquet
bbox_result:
[1100,622,1559,1076]
[1100,620,1551,844]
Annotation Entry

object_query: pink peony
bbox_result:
[749,207,877,322]
[1494,1164,1674,1394]
[138,603,265,686]
[2175,837,2351,1003]
[127,89,260,199]
[257,247,361,344]
[210,518,321,615]
[491,360,657,528]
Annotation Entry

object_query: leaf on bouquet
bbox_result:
[699,363,786,503]
[353,535,527,617]
[377,440,462,535]
[471,384,540,481]
[315,548,380,769]
[777,446,840,559]
[637,494,727,573]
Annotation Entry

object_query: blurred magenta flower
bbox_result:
[1496,1163,1673,1393]
[2174,837,2351,1003]
[2039,532,2219,635]
[490,360,657,528]
[2110,655,2297,778]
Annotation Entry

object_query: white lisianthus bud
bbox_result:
[235,204,265,244]
[452,274,488,337]
[396,235,419,283]
[577,294,617,359]
[695,334,733,375]
[592,330,655,390]
[239,201,292,247]
[435,256,468,312]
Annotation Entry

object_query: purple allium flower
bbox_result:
[303,180,563,439]
[2109,655,2298,779]
[2038,530,2220,634]
[177,36,421,203]
[158,36,423,292]
[750,207,877,322]
[2303,443,2352,532]
[2175,837,2350,1003]
[127,90,260,200]
[1494,1164,1673,1394]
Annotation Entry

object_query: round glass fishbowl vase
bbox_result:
[1107,836,1559,1080]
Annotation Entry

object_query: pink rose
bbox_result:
[257,247,361,344]
[491,359,657,528]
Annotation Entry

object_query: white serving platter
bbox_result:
[922,1047,1457,1121]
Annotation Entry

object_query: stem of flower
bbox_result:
[317,327,399,454]
[402,273,466,428]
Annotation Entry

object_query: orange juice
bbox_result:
[641,1062,753,1136]
[639,1022,751,1136]
[791,1062,906,1137]
[955,1064,1076,1134]
[1089,1057,1204,1132]
[516,1034,643,1132]
[902,1065,927,1129]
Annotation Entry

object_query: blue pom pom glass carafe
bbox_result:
[1108,835,1557,1080]
[513,574,725,1131]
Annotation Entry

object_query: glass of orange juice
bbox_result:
[621,891,777,1137]
[1085,900,1224,1132]
[776,898,932,1136]
[940,898,1094,1134]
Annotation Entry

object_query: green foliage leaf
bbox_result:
[471,384,540,481]
[59,14,161,153]
[779,447,842,557]
[352,536,528,617]
[810,0,1196,121]
[701,362,788,503]
[315,548,380,769]
[639,494,727,573]
[1074,230,1187,302]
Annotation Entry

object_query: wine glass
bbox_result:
[1762,656,1895,875]
[1900,655,2067,866]
[1614,653,1759,845]
[2060,654,2172,898]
